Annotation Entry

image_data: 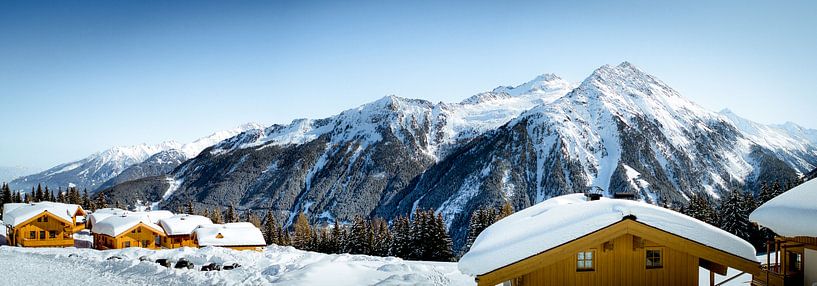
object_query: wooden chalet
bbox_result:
[158,214,213,248]
[192,222,266,251]
[459,194,760,286]
[2,202,84,247]
[750,178,817,286]
[91,213,166,250]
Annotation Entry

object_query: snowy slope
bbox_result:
[210,75,574,160]
[9,123,262,192]
[720,109,817,173]
[0,246,473,286]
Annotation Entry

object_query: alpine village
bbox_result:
[2,2,817,286]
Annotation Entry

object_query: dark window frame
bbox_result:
[646,248,664,269]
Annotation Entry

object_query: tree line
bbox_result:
[185,203,457,262]
[1,183,96,220]
[678,180,797,249]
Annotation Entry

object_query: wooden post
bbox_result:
[710,269,715,286]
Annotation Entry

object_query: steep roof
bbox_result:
[193,222,266,247]
[92,213,165,237]
[750,178,817,237]
[2,202,79,228]
[87,208,128,226]
[159,214,213,236]
[458,194,758,276]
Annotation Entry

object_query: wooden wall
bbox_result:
[162,235,197,249]
[95,224,162,250]
[516,234,699,286]
[9,213,74,247]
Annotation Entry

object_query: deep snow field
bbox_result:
[0,222,759,286]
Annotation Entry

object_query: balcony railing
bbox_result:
[19,238,74,248]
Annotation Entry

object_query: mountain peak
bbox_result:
[490,73,571,97]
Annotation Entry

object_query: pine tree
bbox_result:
[202,208,211,220]
[683,194,717,225]
[186,201,195,215]
[115,200,124,209]
[370,218,391,257]
[82,190,91,210]
[2,183,11,205]
[46,186,54,202]
[263,210,279,245]
[428,213,454,261]
[95,192,108,209]
[329,219,345,253]
[225,205,238,223]
[390,215,411,258]
[347,216,369,255]
[211,208,223,224]
[718,190,752,240]
[293,212,312,249]
[280,229,292,246]
[35,184,44,202]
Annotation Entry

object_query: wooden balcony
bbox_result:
[19,238,74,248]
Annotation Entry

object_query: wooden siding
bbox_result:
[161,235,197,249]
[93,224,164,250]
[476,219,760,286]
[7,212,74,248]
[515,234,699,286]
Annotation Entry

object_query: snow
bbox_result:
[458,194,758,275]
[193,223,266,247]
[88,208,128,227]
[92,213,165,237]
[159,215,214,236]
[750,178,817,237]
[0,245,473,286]
[2,202,80,227]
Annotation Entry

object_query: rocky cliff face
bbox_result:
[101,63,816,249]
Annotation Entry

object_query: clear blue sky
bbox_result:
[1,0,815,170]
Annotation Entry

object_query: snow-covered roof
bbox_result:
[193,222,266,247]
[141,210,174,224]
[2,202,80,228]
[159,214,213,236]
[750,178,817,237]
[92,213,165,237]
[88,208,128,226]
[458,194,758,275]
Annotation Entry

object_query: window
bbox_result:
[142,240,150,247]
[788,252,802,272]
[646,249,663,269]
[577,250,595,271]
[124,241,131,248]
[49,231,57,239]
[39,231,45,239]
[37,217,42,222]
[29,231,36,239]
[43,216,48,222]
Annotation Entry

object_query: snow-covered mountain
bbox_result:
[9,123,263,192]
[99,62,816,249]
[0,166,35,184]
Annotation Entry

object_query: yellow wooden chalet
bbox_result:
[158,214,213,248]
[459,194,761,286]
[92,213,166,250]
[2,202,83,247]
[750,178,817,286]
[192,222,266,251]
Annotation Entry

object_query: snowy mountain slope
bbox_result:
[100,62,815,251]
[104,74,574,222]
[720,109,817,173]
[398,62,810,247]
[9,123,262,192]
[0,245,473,286]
